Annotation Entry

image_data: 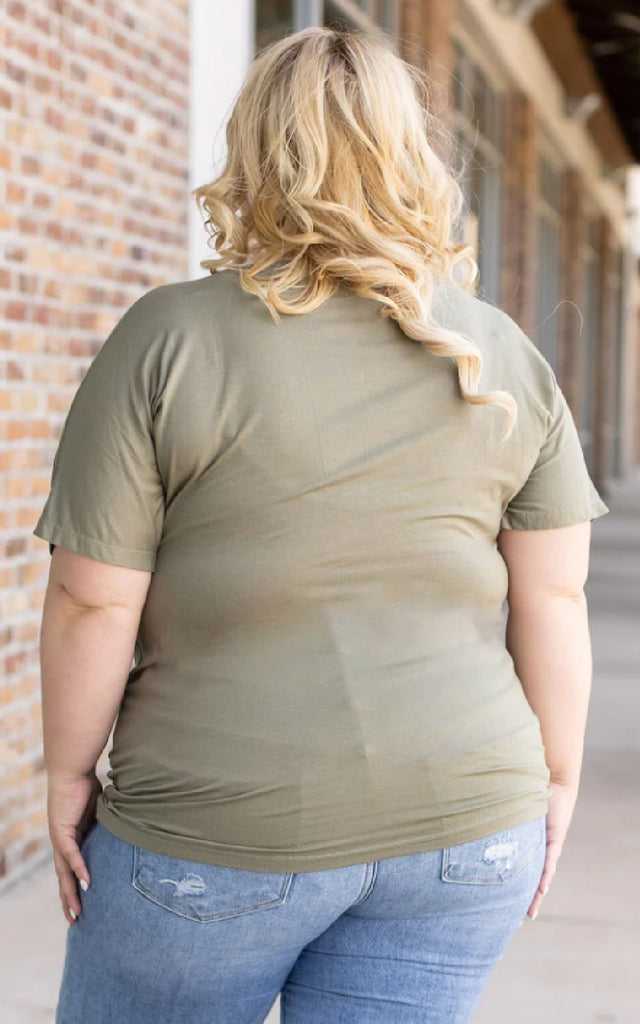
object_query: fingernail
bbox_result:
[80,879,89,891]
[541,885,549,896]
[531,910,539,921]
[69,908,76,920]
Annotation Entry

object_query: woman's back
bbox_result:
[37,26,610,1021]
[34,267,606,871]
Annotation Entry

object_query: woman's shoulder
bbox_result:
[127,272,229,322]
[103,273,234,365]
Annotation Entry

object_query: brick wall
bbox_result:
[0,0,190,891]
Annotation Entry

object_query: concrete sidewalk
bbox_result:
[1,472,639,1024]
[472,471,640,1024]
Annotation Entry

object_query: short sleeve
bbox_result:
[33,294,166,570]
[500,370,610,531]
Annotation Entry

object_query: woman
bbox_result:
[34,26,608,1024]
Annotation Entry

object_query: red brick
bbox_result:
[0,0,189,889]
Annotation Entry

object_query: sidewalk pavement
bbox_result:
[1,471,639,1024]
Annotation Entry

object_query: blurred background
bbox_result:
[1,1,639,1021]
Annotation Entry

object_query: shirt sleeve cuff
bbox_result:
[500,495,610,531]
[33,517,158,571]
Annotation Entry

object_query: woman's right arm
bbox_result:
[497,520,594,919]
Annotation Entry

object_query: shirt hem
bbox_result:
[95,795,550,873]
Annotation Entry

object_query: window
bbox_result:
[612,246,625,477]
[256,0,294,51]
[580,216,600,471]
[451,38,506,305]
[533,150,564,371]
[323,0,398,32]
[256,0,398,50]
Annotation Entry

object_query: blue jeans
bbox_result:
[56,813,546,1024]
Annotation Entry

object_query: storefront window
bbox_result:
[452,40,505,304]
[581,217,600,471]
[323,0,397,31]
[324,0,363,28]
[256,0,397,47]
[256,0,294,51]
[534,152,563,371]
[613,247,625,477]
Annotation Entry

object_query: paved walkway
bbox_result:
[471,470,640,1024]
[2,472,639,1023]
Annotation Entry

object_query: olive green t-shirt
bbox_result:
[33,270,609,872]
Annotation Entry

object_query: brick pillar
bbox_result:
[558,169,587,418]
[501,91,539,336]
[592,217,618,490]
[399,0,428,73]
[399,0,456,136]
[422,0,456,126]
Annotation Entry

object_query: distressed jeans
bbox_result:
[55,813,546,1024]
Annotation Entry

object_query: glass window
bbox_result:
[323,0,396,30]
[324,0,361,28]
[613,247,625,477]
[256,1,398,47]
[329,1,397,28]
[452,41,505,305]
[256,0,294,51]
[453,41,467,114]
[473,64,489,140]
[477,158,503,305]
[534,152,563,370]
[581,225,599,471]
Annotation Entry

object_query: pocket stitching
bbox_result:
[441,818,546,885]
[131,846,294,922]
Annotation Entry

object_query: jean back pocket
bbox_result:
[132,846,294,922]
[441,815,546,885]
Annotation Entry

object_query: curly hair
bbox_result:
[191,26,518,441]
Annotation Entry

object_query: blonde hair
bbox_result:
[192,27,517,441]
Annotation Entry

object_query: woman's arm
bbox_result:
[497,520,593,787]
[41,546,152,778]
[40,545,152,924]
[497,520,593,918]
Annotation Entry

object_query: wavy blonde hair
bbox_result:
[192,26,517,441]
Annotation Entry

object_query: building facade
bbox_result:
[238,0,640,488]
[1,0,191,890]
[1,0,639,889]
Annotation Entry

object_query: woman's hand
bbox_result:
[527,778,579,920]
[47,770,102,926]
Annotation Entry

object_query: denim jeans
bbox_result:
[56,813,546,1024]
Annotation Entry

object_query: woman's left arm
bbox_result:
[40,545,152,926]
